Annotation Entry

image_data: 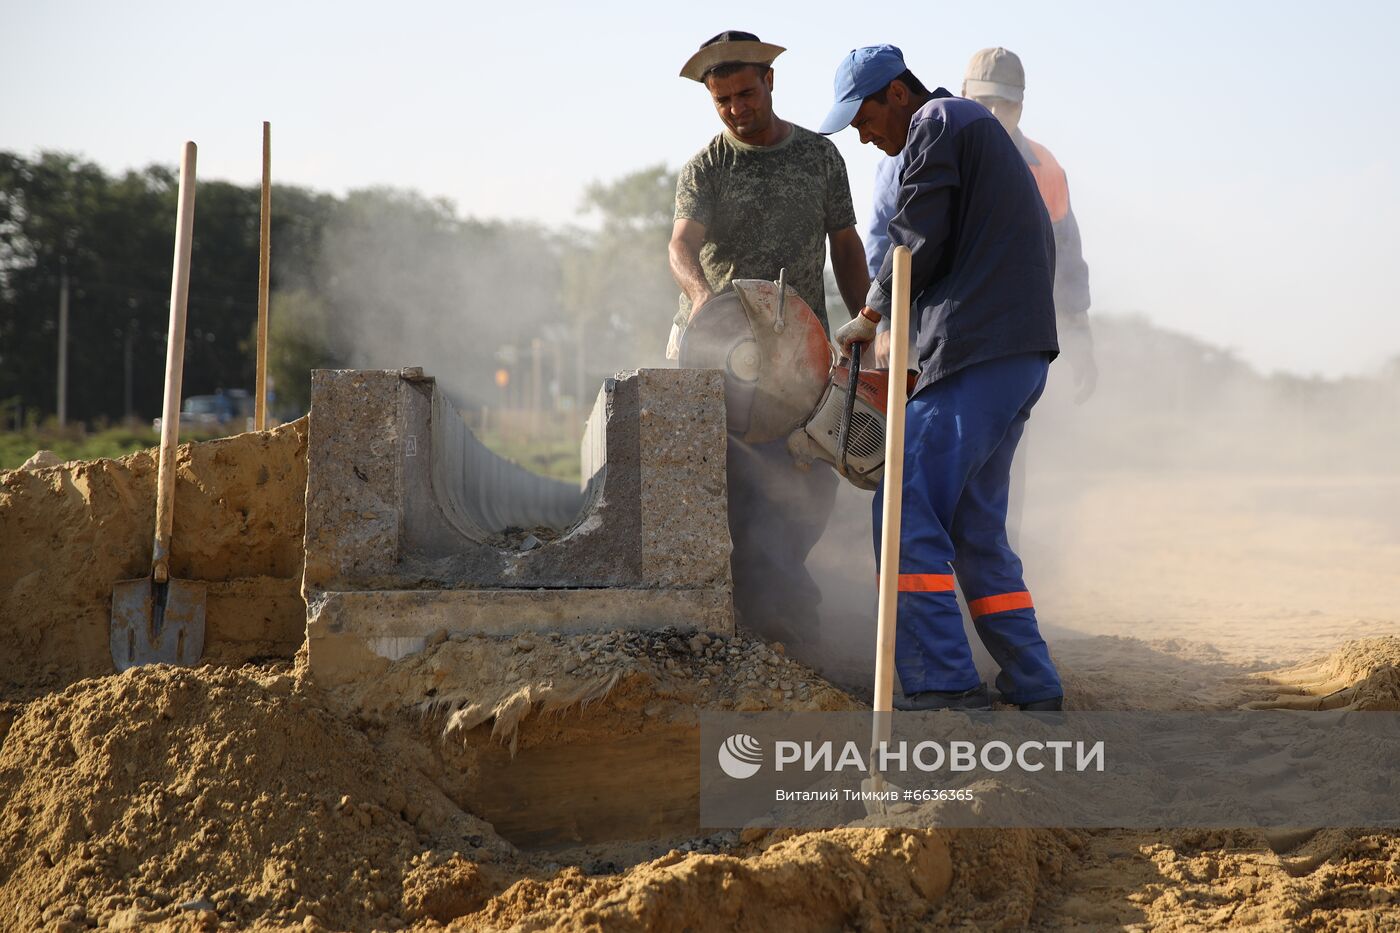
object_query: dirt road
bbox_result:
[1029,469,1400,662]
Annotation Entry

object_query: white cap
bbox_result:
[963,47,1025,102]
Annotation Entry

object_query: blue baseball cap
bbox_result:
[818,45,907,135]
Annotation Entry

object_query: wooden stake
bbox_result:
[57,267,69,427]
[255,121,271,430]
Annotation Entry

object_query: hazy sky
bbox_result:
[6,0,1397,377]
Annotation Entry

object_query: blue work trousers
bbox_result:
[873,352,1062,704]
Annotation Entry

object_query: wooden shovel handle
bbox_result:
[153,141,197,582]
[872,245,912,742]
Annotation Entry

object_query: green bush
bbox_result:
[0,425,164,471]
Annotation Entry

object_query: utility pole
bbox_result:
[57,265,69,427]
[530,337,543,436]
[574,318,586,415]
[123,326,136,424]
[551,338,564,411]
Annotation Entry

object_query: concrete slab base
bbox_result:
[307,588,733,686]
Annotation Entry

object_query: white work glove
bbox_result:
[666,323,682,361]
[833,309,879,358]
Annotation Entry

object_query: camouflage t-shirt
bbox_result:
[674,124,857,333]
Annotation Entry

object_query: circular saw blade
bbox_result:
[679,291,759,437]
[678,281,833,443]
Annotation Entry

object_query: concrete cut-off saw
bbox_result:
[678,274,913,491]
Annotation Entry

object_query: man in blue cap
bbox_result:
[820,45,1064,711]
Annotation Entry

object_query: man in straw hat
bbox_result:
[821,45,1064,712]
[669,30,870,650]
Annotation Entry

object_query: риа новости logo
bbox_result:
[718,733,763,779]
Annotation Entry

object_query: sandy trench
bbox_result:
[1,426,1399,931]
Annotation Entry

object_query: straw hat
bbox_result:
[680,30,786,82]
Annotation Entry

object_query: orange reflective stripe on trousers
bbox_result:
[967,591,1035,619]
[881,573,957,593]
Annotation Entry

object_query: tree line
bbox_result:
[7,150,1395,435]
[0,151,680,426]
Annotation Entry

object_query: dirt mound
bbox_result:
[459,828,953,932]
[448,826,1079,932]
[932,828,1078,929]
[1053,635,1400,712]
[1133,828,1400,929]
[0,422,309,689]
[1244,636,1400,710]
[19,449,63,470]
[0,650,1075,932]
[0,664,509,931]
[1038,827,1400,930]
[0,633,1397,931]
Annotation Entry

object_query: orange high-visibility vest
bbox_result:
[1024,137,1070,224]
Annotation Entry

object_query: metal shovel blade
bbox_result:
[110,576,206,671]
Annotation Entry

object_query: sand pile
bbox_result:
[19,449,64,470]
[0,422,309,689]
[1241,636,1400,711]
[1,637,1398,930]
[0,640,1067,931]
[1051,634,1400,712]
[1037,826,1400,930]
[459,828,956,932]
[445,825,1076,931]
[0,663,512,931]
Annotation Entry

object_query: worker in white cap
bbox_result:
[866,47,1096,402]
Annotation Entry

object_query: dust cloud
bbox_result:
[310,190,568,410]
[308,179,676,420]
[801,314,1400,692]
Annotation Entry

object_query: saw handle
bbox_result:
[836,341,861,475]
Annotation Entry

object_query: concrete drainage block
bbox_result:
[303,367,734,686]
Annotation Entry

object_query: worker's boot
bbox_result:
[895,683,992,711]
[1018,696,1063,712]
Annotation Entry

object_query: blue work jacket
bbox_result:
[865,88,1059,394]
